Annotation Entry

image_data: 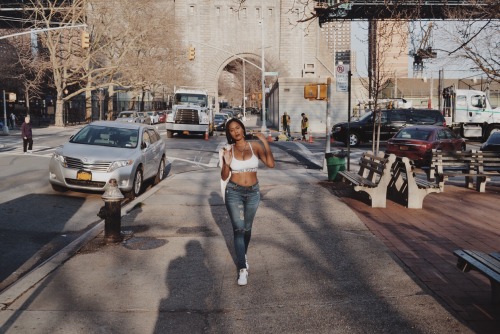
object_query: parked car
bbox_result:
[214,113,229,131]
[220,109,235,119]
[232,108,243,118]
[136,111,149,124]
[145,111,160,124]
[116,111,141,123]
[157,111,167,123]
[332,108,446,147]
[386,125,466,166]
[48,121,167,198]
[480,132,500,152]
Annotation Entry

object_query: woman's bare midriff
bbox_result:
[230,172,258,187]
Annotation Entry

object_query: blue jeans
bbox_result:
[225,180,261,270]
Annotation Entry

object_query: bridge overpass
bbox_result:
[315,0,499,25]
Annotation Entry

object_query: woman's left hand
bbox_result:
[254,132,267,142]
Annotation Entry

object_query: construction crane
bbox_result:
[411,22,437,77]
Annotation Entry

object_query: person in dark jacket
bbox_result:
[21,116,33,154]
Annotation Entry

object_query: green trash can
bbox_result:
[325,151,346,181]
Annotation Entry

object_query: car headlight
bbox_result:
[53,152,67,167]
[108,160,134,172]
[333,126,341,133]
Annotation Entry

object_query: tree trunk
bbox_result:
[55,99,64,127]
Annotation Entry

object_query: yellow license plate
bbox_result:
[77,170,92,181]
[183,131,190,135]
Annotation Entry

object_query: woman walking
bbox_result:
[220,118,275,286]
[21,116,33,154]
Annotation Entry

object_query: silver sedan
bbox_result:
[49,121,167,198]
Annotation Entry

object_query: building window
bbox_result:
[216,6,221,16]
[190,5,195,14]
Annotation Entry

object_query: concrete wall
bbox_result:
[268,77,368,135]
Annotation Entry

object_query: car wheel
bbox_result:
[154,158,166,185]
[125,168,143,199]
[51,184,67,192]
[349,133,360,147]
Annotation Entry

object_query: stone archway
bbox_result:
[213,53,266,112]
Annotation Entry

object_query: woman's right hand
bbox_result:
[223,147,233,165]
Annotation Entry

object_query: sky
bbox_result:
[350,21,484,80]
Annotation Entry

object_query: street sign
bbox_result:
[336,64,349,92]
[264,71,278,76]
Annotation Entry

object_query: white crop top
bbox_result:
[230,143,259,173]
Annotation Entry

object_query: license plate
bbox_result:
[77,170,92,181]
[183,131,190,135]
[400,145,408,151]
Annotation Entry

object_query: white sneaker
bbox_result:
[237,268,248,286]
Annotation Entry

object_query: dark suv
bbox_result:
[331,108,446,147]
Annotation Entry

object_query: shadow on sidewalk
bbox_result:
[320,180,500,333]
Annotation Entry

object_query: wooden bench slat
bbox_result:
[454,249,500,304]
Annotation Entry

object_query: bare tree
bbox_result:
[21,0,191,125]
[5,29,51,114]
[357,20,407,154]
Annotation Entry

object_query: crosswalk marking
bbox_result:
[0,145,55,157]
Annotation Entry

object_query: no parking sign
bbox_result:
[336,64,349,92]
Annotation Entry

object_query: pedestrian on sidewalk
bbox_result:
[10,113,17,129]
[21,115,33,154]
[301,113,309,140]
[219,118,275,286]
[282,112,291,138]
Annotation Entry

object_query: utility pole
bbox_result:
[260,0,267,133]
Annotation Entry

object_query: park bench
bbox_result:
[338,151,396,208]
[389,157,441,209]
[453,249,500,304]
[428,150,476,191]
[475,151,500,192]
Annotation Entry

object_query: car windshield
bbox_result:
[215,115,225,120]
[395,128,432,141]
[119,112,134,118]
[357,112,372,122]
[70,125,139,148]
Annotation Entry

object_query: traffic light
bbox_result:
[81,31,90,49]
[304,84,327,100]
[188,46,195,60]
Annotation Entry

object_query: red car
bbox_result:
[386,125,466,166]
[157,111,167,123]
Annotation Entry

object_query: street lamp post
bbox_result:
[260,0,267,133]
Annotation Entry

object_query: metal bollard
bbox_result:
[98,179,124,243]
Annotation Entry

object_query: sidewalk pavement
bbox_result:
[0,152,474,333]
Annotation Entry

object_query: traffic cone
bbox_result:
[267,131,273,142]
[308,131,314,143]
[204,130,209,140]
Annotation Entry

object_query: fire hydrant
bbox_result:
[98,179,124,243]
